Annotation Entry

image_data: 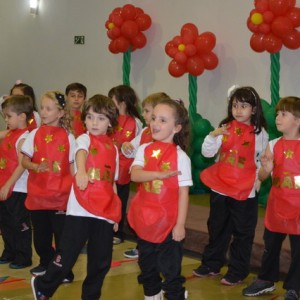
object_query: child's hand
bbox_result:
[172,224,185,242]
[0,184,10,201]
[76,171,89,190]
[210,124,230,138]
[121,142,134,155]
[260,154,274,173]
[157,170,182,180]
[36,161,50,172]
[113,223,119,232]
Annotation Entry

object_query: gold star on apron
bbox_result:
[234,127,242,136]
[0,158,7,169]
[89,147,98,155]
[7,142,13,150]
[52,161,61,172]
[161,161,171,171]
[28,118,34,125]
[125,130,132,138]
[284,149,294,159]
[222,135,228,143]
[34,145,38,152]
[57,145,66,152]
[242,141,250,147]
[151,149,161,159]
[44,134,53,143]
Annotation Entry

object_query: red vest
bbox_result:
[200,120,256,200]
[265,138,300,234]
[128,141,179,243]
[73,134,121,222]
[109,115,137,185]
[0,128,27,199]
[25,125,72,210]
[71,110,86,138]
[140,127,153,144]
[27,113,38,132]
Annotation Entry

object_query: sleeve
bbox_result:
[135,118,143,136]
[75,133,90,154]
[130,143,149,169]
[21,128,37,158]
[114,146,119,181]
[255,129,269,170]
[177,148,193,187]
[68,133,76,163]
[33,111,42,127]
[16,131,29,151]
[201,134,222,157]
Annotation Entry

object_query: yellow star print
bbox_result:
[284,150,294,159]
[44,134,53,143]
[151,149,161,159]
[234,127,242,136]
[34,145,38,152]
[0,158,7,169]
[58,145,66,152]
[125,131,132,138]
[161,161,171,171]
[242,141,250,147]
[90,147,98,155]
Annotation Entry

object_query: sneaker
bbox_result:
[285,290,299,300]
[220,277,243,286]
[30,265,46,276]
[113,237,122,245]
[9,261,32,269]
[0,256,13,264]
[192,265,220,277]
[242,279,275,296]
[31,277,49,300]
[62,272,74,284]
[123,248,139,259]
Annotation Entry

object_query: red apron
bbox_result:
[71,110,86,138]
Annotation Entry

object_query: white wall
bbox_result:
[0,0,299,130]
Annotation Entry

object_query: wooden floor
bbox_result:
[0,193,290,299]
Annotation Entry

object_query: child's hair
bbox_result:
[157,99,190,152]
[65,82,87,99]
[1,95,33,123]
[108,85,141,120]
[142,92,171,108]
[81,94,119,135]
[220,86,266,134]
[10,83,38,111]
[42,91,73,133]
[276,96,300,119]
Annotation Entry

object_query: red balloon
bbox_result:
[255,0,269,12]
[115,36,130,52]
[166,46,177,58]
[121,4,136,20]
[250,33,266,52]
[107,27,121,39]
[136,14,152,31]
[247,17,260,33]
[287,7,300,27]
[131,32,147,49]
[259,23,271,34]
[172,36,183,46]
[201,52,218,70]
[263,11,275,23]
[184,44,197,57]
[168,60,186,77]
[112,15,124,27]
[174,52,187,64]
[272,16,293,38]
[135,7,144,17]
[264,33,282,53]
[121,20,139,39]
[195,32,216,54]
[109,40,119,54]
[187,56,205,76]
[181,23,199,39]
[269,0,290,16]
[182,33,195,44]
[112,7,122,16]
[282,29,300,49]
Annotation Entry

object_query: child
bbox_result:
[10,82,41,131]
[0,95,33,268]
[127,99,192,300]
[193,86,269,286]
[242,96,300,300]
[21,91,75,282]
[65,82,87,138]
[122,92,170,259]
[31,94,121,300]
[108,84,142,244]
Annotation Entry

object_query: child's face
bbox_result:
[142,104,154,125]
[150,104,181,143]
[40,96,64,127]
[85,108,111,136]
[231,99,254,125]
[11,87,24,96]
[276,110,300,135]
[2,107,24,130]
[66,90,85,111]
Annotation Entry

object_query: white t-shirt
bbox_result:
[132,142,193,187]
[66,133,119,223]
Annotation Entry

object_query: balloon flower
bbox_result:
[247,0,300,53]
[165,23,218,77]
[105,4,152,54]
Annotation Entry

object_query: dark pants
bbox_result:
[201,191,258,281]
[258,228,300,291]
[137,233,186,300]
[0,192,32,265]
[30,210,66,268]
[36,215,114,300]
[115,182,130,241]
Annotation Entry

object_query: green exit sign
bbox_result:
[74,36,85,45]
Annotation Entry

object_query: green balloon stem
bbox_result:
[188,74,198,126]
[123,49,131,86]
[270,52,280,107]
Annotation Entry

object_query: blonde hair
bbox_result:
[142,92,171,108]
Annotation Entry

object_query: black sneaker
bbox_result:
[9,261,32,269]
[30,265,46,276]
[285,290,299,300]
[31,277,49,300]
[242,279,275,296]
[0,256,13,264]
[62,272,74,284]
[192,265,220,277]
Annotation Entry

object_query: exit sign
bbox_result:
[74,36,85,45]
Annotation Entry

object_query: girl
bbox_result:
[108,85,142,244]
[243,97,300,300]
[127,99,192,300]
[21,91,75,282]
[193,86,268,286]
[31,95,121,300]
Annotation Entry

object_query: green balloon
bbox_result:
[193,118,213,137]
[191,137,204,154]
[260,98,271,113]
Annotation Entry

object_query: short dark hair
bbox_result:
[65,82,87,98]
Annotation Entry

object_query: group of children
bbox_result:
[0,81,299,300]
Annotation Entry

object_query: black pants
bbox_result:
[0,192,32,265]
[137,233,186,300]
[30,210,66,268]
[201,191,258,281]
[36,216,114,300]
[258,228,300,291]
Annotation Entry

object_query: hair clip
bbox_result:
[227,84,240,100]
[15,79,22,84]
[173,98,184,106]
[55,93,66,108]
